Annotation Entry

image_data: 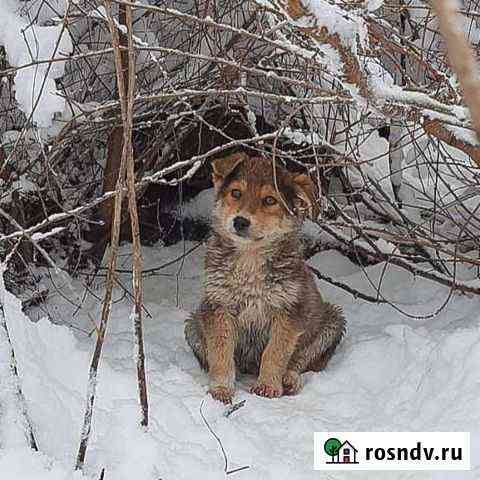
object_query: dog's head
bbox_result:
[211,153,318,244]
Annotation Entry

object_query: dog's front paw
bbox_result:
[250,381,283,398]
[208,385,235,404]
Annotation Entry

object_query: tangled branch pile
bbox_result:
[1,0,480,309]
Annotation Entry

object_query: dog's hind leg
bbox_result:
[308,303,346,372]
[283,303,346,395]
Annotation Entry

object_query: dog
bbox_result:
[185,152,346,403]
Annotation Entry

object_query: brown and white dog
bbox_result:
[185,153,345,403]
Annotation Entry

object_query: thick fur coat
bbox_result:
[185,153,346,403]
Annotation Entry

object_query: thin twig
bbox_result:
[199,397,251,475]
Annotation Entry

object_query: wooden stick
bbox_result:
[431,0,480,150]
[75,0,131,469]
[123,2,149,427]
[0,295,38,451]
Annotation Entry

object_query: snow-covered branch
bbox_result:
[258,0,480,164]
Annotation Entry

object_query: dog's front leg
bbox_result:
[204,308,236,404]
[251,314,302,398]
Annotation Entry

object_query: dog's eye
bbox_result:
[231,189,242,199]
[263,196,277,206]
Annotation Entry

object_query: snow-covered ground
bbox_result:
[1,236,479,480]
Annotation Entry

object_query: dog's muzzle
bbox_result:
[233,216,250,237]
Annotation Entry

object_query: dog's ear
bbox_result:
[211,152,247,190]
[292,173,320,220]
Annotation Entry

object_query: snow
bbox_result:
[272,26,342,77]
[0,302,26,449]
[260,0,369,101]
[0,1,479,474]
[31,227,65,242]
[357,129,398,199]
[16,0,69,25]
[294,0,368,53]
[365,57,394,90]
[0,0,479,474]
[422,110,479,147]
[282,127,322,146]
[181,188,214,220]
[88,5,149,48]
[0,234,478,479]
[373,86,474,135]
[0,449,83,480]
[366,0,384,12]
[374,237,397,254]
[0,0,73,128]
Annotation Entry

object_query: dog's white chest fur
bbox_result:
[206,246,298,327]
[230,252,270,327]
[231,250,265,295]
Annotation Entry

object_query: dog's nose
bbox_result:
[233,216,250,232]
